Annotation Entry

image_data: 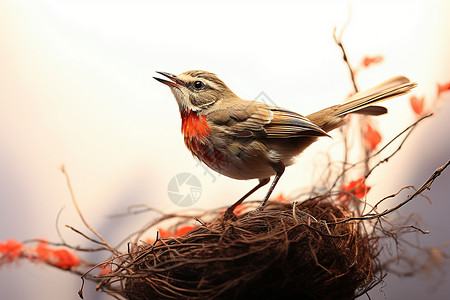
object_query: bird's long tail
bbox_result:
[307,76,417,132]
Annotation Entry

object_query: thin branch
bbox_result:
[61,165,119,256]
[366,185,414,215]
[55,207,67,246]
[333,15,359,187]
[329,113,433,191]
[332,160,450,224]
[333,26,358,93]
[65,225,110,248]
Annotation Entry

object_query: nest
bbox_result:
[106,198,378,300]
[80,116,447,299]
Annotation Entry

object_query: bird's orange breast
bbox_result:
[180,109,211,140]
[180,110,227,171]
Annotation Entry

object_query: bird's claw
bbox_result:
[223,208,237,222]
[254,203,265,212]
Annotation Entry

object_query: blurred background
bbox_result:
[1,1,449,299]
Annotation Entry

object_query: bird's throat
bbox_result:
[180,109,210,141]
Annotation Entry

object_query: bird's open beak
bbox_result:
[153,71,186,87]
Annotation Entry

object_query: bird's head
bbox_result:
[154,70,237,113]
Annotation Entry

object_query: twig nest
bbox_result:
[120,199,376,300]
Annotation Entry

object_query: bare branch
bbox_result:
[60,165,119,255]
[332,160,450,224]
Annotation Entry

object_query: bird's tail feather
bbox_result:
[306,76,416,132]
[335,76,417,116]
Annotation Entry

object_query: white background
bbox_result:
[1,1,449,299]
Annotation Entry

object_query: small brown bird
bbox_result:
[154,71,415,217]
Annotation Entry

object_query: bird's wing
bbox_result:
[207,100,271,137]
[264,108,328,138]
[207,100,327,138]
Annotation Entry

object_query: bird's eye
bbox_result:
[192,80,205,91]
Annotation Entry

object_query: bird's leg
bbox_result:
[255,162,285,212]
[223,177,270,219]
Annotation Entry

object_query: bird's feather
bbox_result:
[207,100,327,138]
[336,76,416,116]
[264,108,327,138]
[308,76,417,132]
[206,100,271,137]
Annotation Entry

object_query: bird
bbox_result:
[154,70,416,218]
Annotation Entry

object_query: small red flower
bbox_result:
[154,226,197,240]
[0,239,24,262]
[157,228,171,238]
[337,178,371,206]
[98,263,112,276]
[35,241,52,261]
[410,95,425,115]
[1,239,79,270]
[145,238,155,244]
[51,248,80,269]
[273,193,290,204]
[233,204,249,216]
[35,242,79,270]
[437,82,450,96]
[365,124,382,150]
[175,226,196,237]
[362,55,383,68]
